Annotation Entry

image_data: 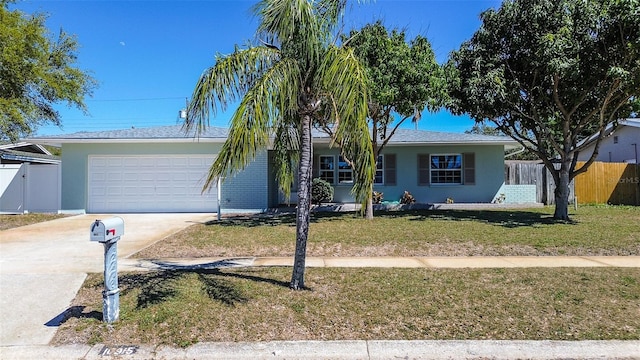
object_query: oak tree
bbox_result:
[0,1,96,142]
[448,0,640,220]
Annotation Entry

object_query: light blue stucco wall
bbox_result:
[314,144,506,204]
[60,143,269,212]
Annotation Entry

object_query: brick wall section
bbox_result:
[494,184,538,204]
[219,151,269,211]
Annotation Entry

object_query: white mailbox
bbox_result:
[90,217,124,242]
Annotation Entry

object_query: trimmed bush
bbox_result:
[312,178,334,204]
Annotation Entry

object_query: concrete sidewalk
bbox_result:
[121,255,640,271]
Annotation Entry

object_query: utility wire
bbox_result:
[85,97,187,102]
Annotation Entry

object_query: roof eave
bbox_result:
[27,137,229,146]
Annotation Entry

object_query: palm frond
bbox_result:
[184,45,279,135]
[254,0,330,68]
[201,58,302,191]
[318,45,374,205]
[273,120,301,200]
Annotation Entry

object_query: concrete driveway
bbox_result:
[0,213,214,346]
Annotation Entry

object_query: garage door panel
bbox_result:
[107,186,122,196]
[123,173,138,181]
[123,158,139,166]
[91,172,106,182]
[90,186,106,196]
[88,155,218,213]
[107,158,123,167]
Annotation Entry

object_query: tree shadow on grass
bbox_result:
[205,213,298,227]
[119,271,182,309]
[198,268,290,289]
[204,208,574,229]
[399,209,575,228]
[118,268,290,309]
[205,211,364,228]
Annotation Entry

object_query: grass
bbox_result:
[52,205,640,346]
[0,213,68,231]
[53,267,640,346]
[134,205,640,258]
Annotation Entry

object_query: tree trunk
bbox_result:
[290,115,313,290]
[365,183,374,220]
[553,161,572,221]
[364,139,379,220]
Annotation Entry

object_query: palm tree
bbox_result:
[184,0,374,290]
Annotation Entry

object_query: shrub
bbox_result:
[400,191,415,204]
[312,178,334,204]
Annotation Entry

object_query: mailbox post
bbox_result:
[90,217,124,323]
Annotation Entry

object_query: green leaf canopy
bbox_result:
[0,2,96,142]
[448,0,640,219]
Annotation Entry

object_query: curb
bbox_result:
[2,340,639,359]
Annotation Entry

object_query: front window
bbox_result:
[338,156,353,184]
[319,155,334,184]
[430,154,462,184]
[375,155,384,184]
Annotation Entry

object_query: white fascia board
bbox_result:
[620,118,640,128]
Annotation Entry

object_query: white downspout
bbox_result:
[217,177,221,221]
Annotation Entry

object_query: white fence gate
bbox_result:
[0,164,61,213]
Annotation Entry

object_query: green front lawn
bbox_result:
[52,205,640,346]
[53,267,640,346]
[135,205,640,258]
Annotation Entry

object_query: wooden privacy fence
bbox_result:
[574,162,640,205]
[504,161,575,205]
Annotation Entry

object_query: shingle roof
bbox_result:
[29,124,516,146]
[31,125,230,140]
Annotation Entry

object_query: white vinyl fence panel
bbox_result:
[0,164,61,213]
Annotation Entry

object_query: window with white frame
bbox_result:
[338,156,353,184]
[430,154,462,184]
[375,155,384,184]
[318,155,334,184]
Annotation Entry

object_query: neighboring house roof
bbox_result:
[28,125,518,148]
[0,142,60,164]
[578,118,640,149]
[0,141,52,155]
[0,149,61,164]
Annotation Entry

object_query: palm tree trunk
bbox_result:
[365,183,374,219]
[290,114,313,290]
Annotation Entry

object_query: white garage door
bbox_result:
[88,155,218,213]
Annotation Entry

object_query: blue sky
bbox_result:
[14,0,501,136]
